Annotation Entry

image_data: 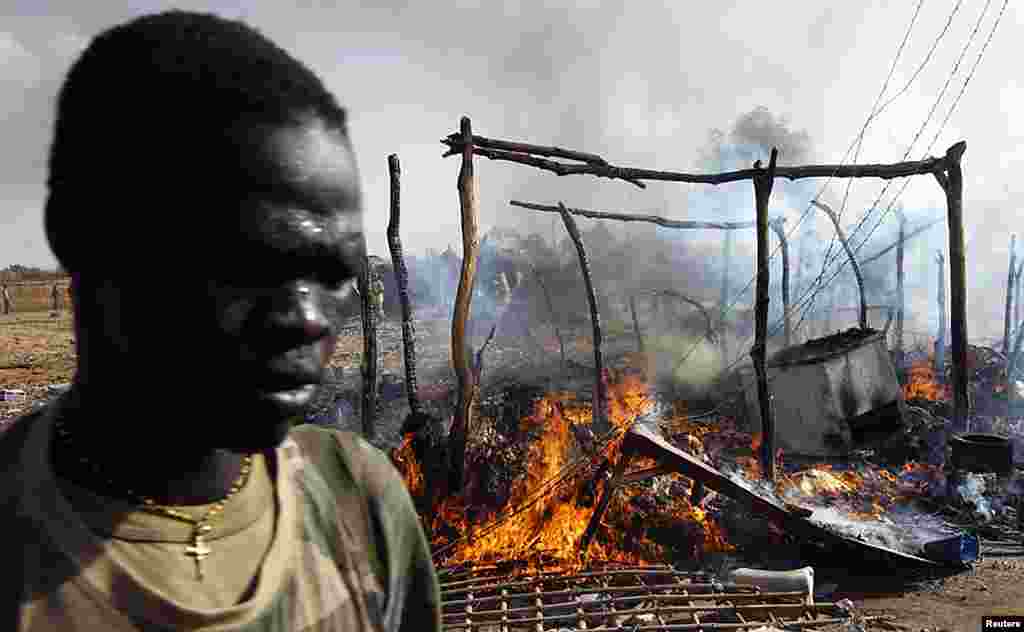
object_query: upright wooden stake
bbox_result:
[811,200,868,330]
[358,256,378,438]
[934,250,947,379]
[769,217,791,348]
[934,141,969,429]
[895,208,906,371]
[752,148,778,482]
[557,202,609,436]
[450,116,481,490]
[1004,235,1017,357]
[386,154,433,433]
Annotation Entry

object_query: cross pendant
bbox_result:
[184,529,212,581]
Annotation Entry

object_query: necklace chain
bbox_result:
[52,413,254,580]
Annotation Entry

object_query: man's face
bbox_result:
[99,114,364,449]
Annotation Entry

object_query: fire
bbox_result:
[903,359,951,402]
[393,369,736,570]
[775,461,944,521]
[391,433,423,498]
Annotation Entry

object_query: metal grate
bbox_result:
[439,562,870,631]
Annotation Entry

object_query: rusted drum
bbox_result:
[949,433,1013,474]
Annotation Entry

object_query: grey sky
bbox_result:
[1,1,1021,339]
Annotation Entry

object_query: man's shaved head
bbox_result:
[45,10,349,272]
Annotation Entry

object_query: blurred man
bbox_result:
[0,11,440,631]
[1,283,11,315]
[51,282,62,314]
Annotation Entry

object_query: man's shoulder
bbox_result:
[286,424,398,493]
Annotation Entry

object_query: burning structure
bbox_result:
[320,117,1024,630]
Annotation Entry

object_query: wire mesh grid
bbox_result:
[438,562,859,631]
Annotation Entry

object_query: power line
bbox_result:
[707,0,930,351]
[781,0,994,350]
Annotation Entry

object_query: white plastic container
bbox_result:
[727,566,815,606]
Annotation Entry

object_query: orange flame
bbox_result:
[393,369,737,570]
[903,359,951,402]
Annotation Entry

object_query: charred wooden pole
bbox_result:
[629,294,644,353]
[557,201,609,436]
[719,229,733,362]
[768,217,791,348]
[933,141,968,429]
[357,255,378,438]
[449,117,481,490]
[1004,234,1017,357]
[935,250,947,379]
[895,209,907,371]
[532,267,567,372]
[811,199,868,330]
[386,154,432,433]
[752,148,778,482]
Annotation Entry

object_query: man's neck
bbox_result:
[51,385,255,506]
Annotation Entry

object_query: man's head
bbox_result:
[46,11,365,449]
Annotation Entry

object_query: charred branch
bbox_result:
[443,135,964,188]
[936,141,969,429]
[441,133,609,165]
[510,200,768,230]
[752,149,779,482]
[556,201,609,436]
[450,117,481,491]
[386,154,441,438]
[811,200,868,330]
[357,255,378,438]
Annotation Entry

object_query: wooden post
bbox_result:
[450,117,481,490]
[935,250,947,379]
[769,217,791,348]
[895,208,906,370]
[751,148,778,482]
[719,229,732,362]
[629,294,644,353]
[811,200,868,330]
[557,202,609,436]
[358,256,378,438]
[1004,234,1016,357]
[386,154,432,432]
[934,141,968,429]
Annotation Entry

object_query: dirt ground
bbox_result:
[3,309,1023,631]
